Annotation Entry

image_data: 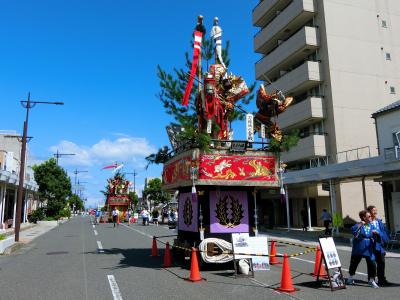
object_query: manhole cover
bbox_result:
[46,251,69,255]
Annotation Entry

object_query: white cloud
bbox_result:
[50,136,156,167]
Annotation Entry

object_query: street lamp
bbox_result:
[73,169,88,195]
[53,149,75,165]
[15,92,64,242]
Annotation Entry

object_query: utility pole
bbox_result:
[54,149,75,165]
[15,93,63,242]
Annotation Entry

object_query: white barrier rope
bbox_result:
[198,238,233,263]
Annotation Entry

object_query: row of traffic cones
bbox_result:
[151,237,325,291]
[151,237,203,282]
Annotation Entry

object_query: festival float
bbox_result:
[104,173,131,221]
[158,16,295,264]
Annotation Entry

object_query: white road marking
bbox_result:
[121,223,153,238]
[107,275,124,300]
[92,225,95,229]
[94,230,98,236]
[97,241,104,253]
[280,253,368,276]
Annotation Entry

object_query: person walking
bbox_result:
[320,209,332,235]
[127,209,132,226]
[367,205,391,286]
[152,209,159,226]
[346,209,379,288]
[112,207,119,227]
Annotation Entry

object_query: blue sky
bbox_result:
[0,0,261,208]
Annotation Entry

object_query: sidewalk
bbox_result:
[1,220,68,254]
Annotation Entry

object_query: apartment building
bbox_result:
[253,0,400,227]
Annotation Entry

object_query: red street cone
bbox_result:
[163,242,172,268]
[276,253,297,293]
[151,236,158,257]
[269,240,281,265]
[311,246,327,277]
[186,248,203,282]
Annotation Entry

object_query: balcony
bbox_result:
[277,96,324,130]
[281,134,326,163]
[263,61,322,94]
[255,26,319,80]
[254,0,316,54]
[253,0,292,28]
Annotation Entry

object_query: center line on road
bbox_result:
[97,240,104,253]
[107,275,124,300]
[94,230,98,236]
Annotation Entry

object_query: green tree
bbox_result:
[146,37,255,168]
[128,191,139,208]
[68,194,85,211]
[32,158,72,217]
[143,178,170,207]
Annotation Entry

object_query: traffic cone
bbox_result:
[186,248,203,282]
[311,246,327,277]
[151,236,158,257]
[163,242,172,268]
[117,215,120,225]
[276,253,297,293]
[269,240,281,265]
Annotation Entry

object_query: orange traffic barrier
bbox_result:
[269,240,281,265]
[275,253,298,293]
[186,248,203,282]
[151,236,159,257]
[311,246,327,278]
[163,242,172,268]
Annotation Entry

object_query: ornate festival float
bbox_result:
[104,172,131,221]
[152,16,296,264]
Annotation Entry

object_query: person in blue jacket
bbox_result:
[346,209,379,288]
[367,205,391,286]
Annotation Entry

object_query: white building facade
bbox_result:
[0,131,38,231]
[253,0,400,227]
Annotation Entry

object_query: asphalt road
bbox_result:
[0,216,399,300]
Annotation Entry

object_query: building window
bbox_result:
[390,86,396,94]
[382,20,387,28]
[386,53,391,60]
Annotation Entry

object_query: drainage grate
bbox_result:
[46,251,69,255]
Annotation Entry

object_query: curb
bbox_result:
[2,223,37,238]
[3,241,25,255]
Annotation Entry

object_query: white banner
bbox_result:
[260,124,266,139]
[246,114,254,142]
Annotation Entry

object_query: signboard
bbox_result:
[249,236,269,271]
[232,233,269,271]
[232,233,251,259]
[178,192,198,232]
[319,237,341,269]
[108,196,130,206]
[246,114,254,142]
[210,191,249,233]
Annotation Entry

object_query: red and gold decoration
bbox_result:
[199,154,276,182]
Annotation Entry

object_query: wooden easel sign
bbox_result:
[318,237,346,291]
